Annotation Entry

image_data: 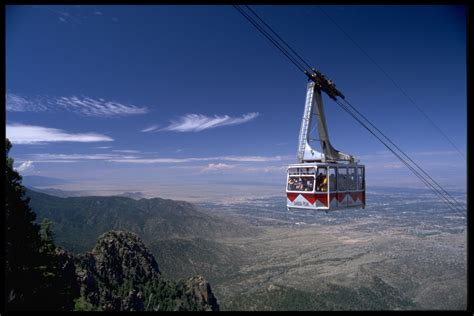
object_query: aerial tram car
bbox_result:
[230,5,458,213]
[287,70,365,211]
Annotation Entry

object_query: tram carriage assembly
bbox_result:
[287,71,365,211]
[230,5,462,214]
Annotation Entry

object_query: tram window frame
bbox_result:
[357,167,365,190]
[329,167,337,192]
[315,167,328,192]
[337,167,347,191]
[347,167,356,191]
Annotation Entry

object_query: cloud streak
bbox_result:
[6,123,114,144]
[41,6,111,25]
[6,93,148,117]
[108,155,283,164]
[16,161,34,172]
[201,163,235,173]
[19,152,285,164]
[55,96,148,117]
[6,94,48,112]
[141,125,160,133]
[160,112,259,132]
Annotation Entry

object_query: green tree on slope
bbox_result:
[5,138,78,310]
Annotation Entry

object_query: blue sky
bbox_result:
[6,5,467,199]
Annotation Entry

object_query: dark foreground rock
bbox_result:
[73,231,219,311]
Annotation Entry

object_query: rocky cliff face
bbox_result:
[91,231,160,285]
[73,231,219,311]
[186,275,220,311]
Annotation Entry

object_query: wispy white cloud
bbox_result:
[109,158,192,164]
[16,161,34,172]
[200,163,235,173]
[243,165,288,173]
[161,112,259,132]
[44,7,83,25]
[199,163,288,174]
[23,153,185,164]
[219,155,284,162]
[31,153,121,161]
[55,96,148,117]
[112,150,141,153]
[108,155,283,164]
[40,6,111,25]
[141,124,160,133]
[6,93,48,112]
[6,123,113,144]
[19,152,285,164]
[6,93,148,117]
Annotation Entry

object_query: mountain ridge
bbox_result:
[26,188,259,281]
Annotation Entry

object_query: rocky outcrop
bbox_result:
[91,231,160,285]
[74,230,219,311]
[186,276,219,311]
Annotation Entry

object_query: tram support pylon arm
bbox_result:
[297,80,355,163]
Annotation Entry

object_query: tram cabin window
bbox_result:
[316,167,328,192]
[288,167,315,176]
[348,167,356,190]
[329,167,337,192]
[288,176,314,192]
[357,167,364,190]
[288,168,298,176]
[337,167,347,191]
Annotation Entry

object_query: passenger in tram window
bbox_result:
[320,175,328,192]
[291,178,297,191]
[316,172,327,191]
[296,178,303,191]
[288,178,295,190]
[292,178,299,191]
[316,172,323,189]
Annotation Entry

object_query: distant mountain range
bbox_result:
[26,186,146,200]
[26,188,259,281]
[25,186,83,198]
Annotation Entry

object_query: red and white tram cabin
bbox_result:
[286,163,365,211]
